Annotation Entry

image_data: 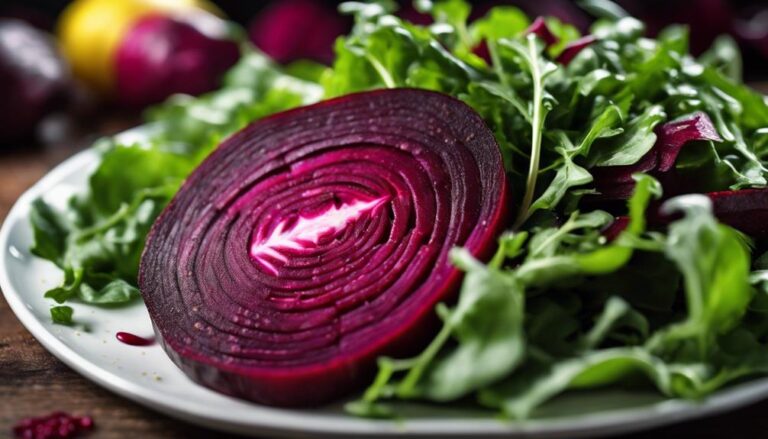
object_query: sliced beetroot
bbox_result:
[605,189,768,240]
[139,89,508,406]
[602,215,630,241]
[473,40,491,64]
[593,111,721,200]
[556,35,597,65]
[705,189,768,238]
[655,111,722,171]
[593,151,658,200]
[525,17,559,46]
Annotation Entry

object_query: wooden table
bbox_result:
[2,114,768,438]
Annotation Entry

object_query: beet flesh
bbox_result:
[605,189,768,240]
[593,111,722,200]
[139,89,508,406]
[701,189,768,238]
[526,17,559,46]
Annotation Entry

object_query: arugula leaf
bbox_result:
[579,296,633,350]
[497,35,557,227]
[528,146,592,216]
[577,0,629,20]
[88,145,193,214]
[30,199,69,266]
[648,195,752,359]
[470,6,529,43]
[576,103,624,155]
[50,306,74,325]
[482,347,672,419]
[416,0,471,49]
[477,189,757,419]
[589,105,666,167]
[699,36,742,82]
[77,279,140,305]
[418,249,525,401]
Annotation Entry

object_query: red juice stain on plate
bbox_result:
[13,411,94,438]
[115,331,155,346]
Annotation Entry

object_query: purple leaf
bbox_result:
[556,35,597,65]
[525,16,559,47]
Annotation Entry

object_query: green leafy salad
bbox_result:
[29,0,768,419]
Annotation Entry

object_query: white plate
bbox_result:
[4,144,768,438]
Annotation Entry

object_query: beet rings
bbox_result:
[139,89,508,406]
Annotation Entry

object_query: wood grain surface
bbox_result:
[2,102,768,438]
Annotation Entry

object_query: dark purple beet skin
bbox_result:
[139,89,508,406]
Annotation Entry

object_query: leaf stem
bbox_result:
[513,36,547,229]
[366,54,397,88]
[396,321,453,397]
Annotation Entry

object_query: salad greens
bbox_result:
[29,0,768,419]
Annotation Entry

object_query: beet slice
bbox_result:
[605,189,768,240]
[139,89,508,406]
[593,111,722,200]
[701,189,768,238]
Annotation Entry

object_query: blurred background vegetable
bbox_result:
[0,0,764,145]
[248,0,350,64]
[0,19,69,144]
[113,13,240,107]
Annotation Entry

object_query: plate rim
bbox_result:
[3,146,768,438]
